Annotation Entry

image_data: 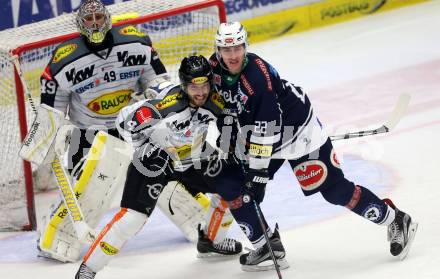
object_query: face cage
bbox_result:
[77,11,112,44]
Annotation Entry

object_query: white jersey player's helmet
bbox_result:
[214,22,248,63]
[76,0,112,45]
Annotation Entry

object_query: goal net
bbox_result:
[0,0,226,231]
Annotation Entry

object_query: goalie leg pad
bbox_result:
[156,181,209,243]
[83,208,147,272]
[38,199,82,263]
[37,132,132,262]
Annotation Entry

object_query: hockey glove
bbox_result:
[243,168,269,204]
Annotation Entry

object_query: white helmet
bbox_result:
[215,22,248,48]
[215,22,248,69]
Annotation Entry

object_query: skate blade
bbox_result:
[241,258,290,272]
[197,252,241,260]
[398,221,418,261]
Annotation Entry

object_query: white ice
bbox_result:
[1,1,440,278]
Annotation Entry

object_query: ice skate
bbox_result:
[384,199,418,260]
[75,262,96,279]
[196,225,243,258]
[239,224,289,271]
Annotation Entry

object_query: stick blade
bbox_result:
[384,93,411,131]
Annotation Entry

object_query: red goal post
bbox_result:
[0,0,226,231]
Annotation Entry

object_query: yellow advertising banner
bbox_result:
[241,0,430,44]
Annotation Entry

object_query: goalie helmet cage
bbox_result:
[0,0,226,231]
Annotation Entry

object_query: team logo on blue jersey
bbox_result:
[362,204,383,223]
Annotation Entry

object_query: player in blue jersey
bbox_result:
[209,22,418,271]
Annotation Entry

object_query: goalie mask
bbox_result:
[76,0,112,45]
[214,22,248,69]
[179,55,213,107]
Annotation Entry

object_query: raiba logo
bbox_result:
[293,160,328,191]
[53,44,77,63]
[117,51,147,67]
[119,25,145,37]
[66,65,95,85]
[100,242,119,255]
[87,89,133,115]
[135,107,153,124]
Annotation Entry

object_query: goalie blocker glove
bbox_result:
[243,168,270,203]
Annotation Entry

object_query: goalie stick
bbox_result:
[14,55,95,241]
[329,93,411,141]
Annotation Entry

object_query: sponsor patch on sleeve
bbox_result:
[155,93,181,110]
[119,25,145,37]
[52,44,77,63]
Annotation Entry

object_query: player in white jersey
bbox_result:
[74,55,242,279]
[20,0,235,263]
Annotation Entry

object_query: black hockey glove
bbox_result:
[243,168,270,204]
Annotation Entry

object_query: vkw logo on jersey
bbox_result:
[293,160,328,192]
[117,51,147,67]
[53,44,77,63]
[87,89,133,115]
[65,65,95,85]
[119,25,145,37]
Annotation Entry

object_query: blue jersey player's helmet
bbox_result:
[178,55,213,93]
[214,22,248,70]
[76,0,112,45]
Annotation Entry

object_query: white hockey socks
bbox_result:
[83,208,147,273]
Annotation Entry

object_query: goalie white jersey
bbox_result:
[40,24,167,129]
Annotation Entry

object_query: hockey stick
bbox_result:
[329,93,411,141]
[178,94,411,166]
[253,200,283,279]
[14,55,95,240]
